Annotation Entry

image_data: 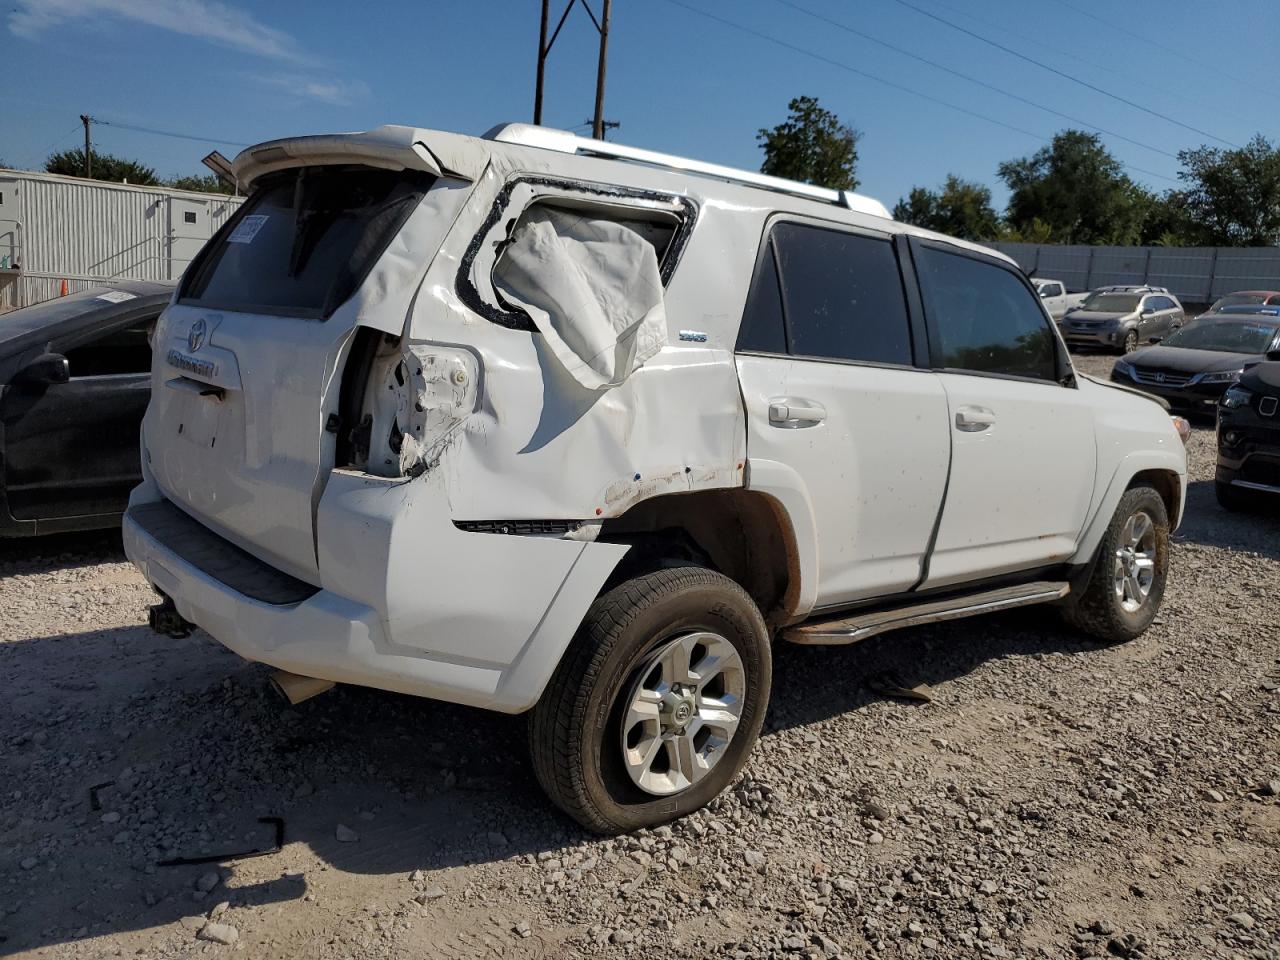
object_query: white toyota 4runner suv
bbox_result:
[125,123,1188,834]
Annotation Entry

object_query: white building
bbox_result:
[0,168,243,312]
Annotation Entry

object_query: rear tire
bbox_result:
[529,566,771,834]
[1122,330,1139,354]
[1062,485,1169,644]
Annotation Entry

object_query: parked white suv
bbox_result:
[125,124,1188,834]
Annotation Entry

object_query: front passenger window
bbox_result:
[915,246,1057,382]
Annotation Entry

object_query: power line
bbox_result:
[889,0,1240,149]
[661,1,1046,142]
[908,0,1259,131]
[658,0,1180,185]
[1046,0,1267,96]
[91,118,250,149]
[770,0,1176,159]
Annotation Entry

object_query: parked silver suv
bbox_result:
[1060,286,1184,353]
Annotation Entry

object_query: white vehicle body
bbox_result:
[1032,278,1088,320]
[124,123,1187,724]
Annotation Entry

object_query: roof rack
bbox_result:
[483,123,891,220]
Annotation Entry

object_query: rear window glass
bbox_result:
[181,166,433,319]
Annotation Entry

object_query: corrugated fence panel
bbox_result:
[987,242,1279,305]
[1148,248,1215,301]
[1029,245,1092,291]
[1211,248,1280,300]
[1089,246,1148,288]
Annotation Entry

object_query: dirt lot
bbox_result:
[3,353,1278,960]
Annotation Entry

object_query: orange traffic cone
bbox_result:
[60,279,68,297]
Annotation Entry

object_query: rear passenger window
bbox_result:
[737,222,912,365]
[736,241,788,354]
[915,245,1057,382]
[64,319,154,377]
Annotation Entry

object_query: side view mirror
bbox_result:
[1148,336,1162,344]
[14,353,70,386]
[1267,349,1280,362]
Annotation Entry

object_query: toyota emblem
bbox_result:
[187,318,207,353]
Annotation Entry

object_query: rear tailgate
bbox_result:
[144,164,440,582]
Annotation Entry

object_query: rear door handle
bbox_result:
[955,406,995,432]
[768,398,826,426]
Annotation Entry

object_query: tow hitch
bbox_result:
[148,593,194,638]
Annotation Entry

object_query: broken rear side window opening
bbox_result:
[456,177,698,332]
[180,166,435,320]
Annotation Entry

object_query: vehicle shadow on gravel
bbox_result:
[4,604,1098,954]
[0,528,126,576]
[1174,479,1280,561]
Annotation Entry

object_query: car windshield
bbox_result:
[1211,293,1267,310]
[1081,293,1139,312]
[1162,320,1279,353]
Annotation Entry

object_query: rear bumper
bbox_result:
[123,471,628,713]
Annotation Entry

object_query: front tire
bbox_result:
[1062,485,1169,643]
[529,566,771,834]
[1122,330,1139,353]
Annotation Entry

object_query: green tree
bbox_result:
[998,130,1147,244]
[757,96,860,191]
[892,175,1001,240]
[46,149,159,186]
[166,173,234,195]
[1176,134,1280,246]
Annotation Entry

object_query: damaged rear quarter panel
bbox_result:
[399,155,768,522]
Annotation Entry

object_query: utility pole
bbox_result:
[80,114,92,178]
[591,0,612,140]
[533,0,613,139]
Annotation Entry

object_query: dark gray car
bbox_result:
[1060,290,1184,353]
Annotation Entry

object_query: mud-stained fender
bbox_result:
[1070,448,1187,565]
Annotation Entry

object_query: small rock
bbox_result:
[101,811,121,824]
[20,857,37,870]
[1258,781,1280,797]
[1227,912,1255,929]
[905,920,924,938]
[335,824,359,843]
[196,922,239,945]
[196,871,220,893]
[409,869,425,883]
[1202,789,1225,803]
[868,831,885,845]
[610,929,634,945]
[209,901,230,919]
[415,885,446,903]
[112,830,132,844]
[514,921,532,938]
[978,879,999,895]
[976,819,996,834]
[744,849,765,868]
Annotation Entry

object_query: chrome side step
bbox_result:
[783,581,1070,645]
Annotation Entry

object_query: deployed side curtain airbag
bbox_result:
[493,207,667,390]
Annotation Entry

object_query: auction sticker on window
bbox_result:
[96,291,138,304]
[227,214,269,244]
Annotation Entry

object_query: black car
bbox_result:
[0,281,171,536]
[1216,351,1280,511]
[1110,314,1280,414]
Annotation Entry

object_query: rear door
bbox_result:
[736,220,951,606]
[911,240,1097,588]
[145,166,436,581]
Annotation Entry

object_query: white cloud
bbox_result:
[10,0,300,60]
[10,0,371,105]
[252,73,370,107]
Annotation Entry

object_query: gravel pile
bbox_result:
[2,353,1277,958]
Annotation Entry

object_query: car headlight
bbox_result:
[1113,359,1134,377]
[1171,416,1191,445]
[1196,369,1243,385]
[1221,384,1254,409]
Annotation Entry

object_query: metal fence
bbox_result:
[985,242,1280,306]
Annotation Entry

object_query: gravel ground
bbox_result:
[3,353,1278,960]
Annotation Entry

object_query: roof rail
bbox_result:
[482,123,892,220]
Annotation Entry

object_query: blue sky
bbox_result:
[3,0,1277,210]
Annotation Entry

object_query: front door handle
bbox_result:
[768,397,826,426]
[955,405,995,432]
